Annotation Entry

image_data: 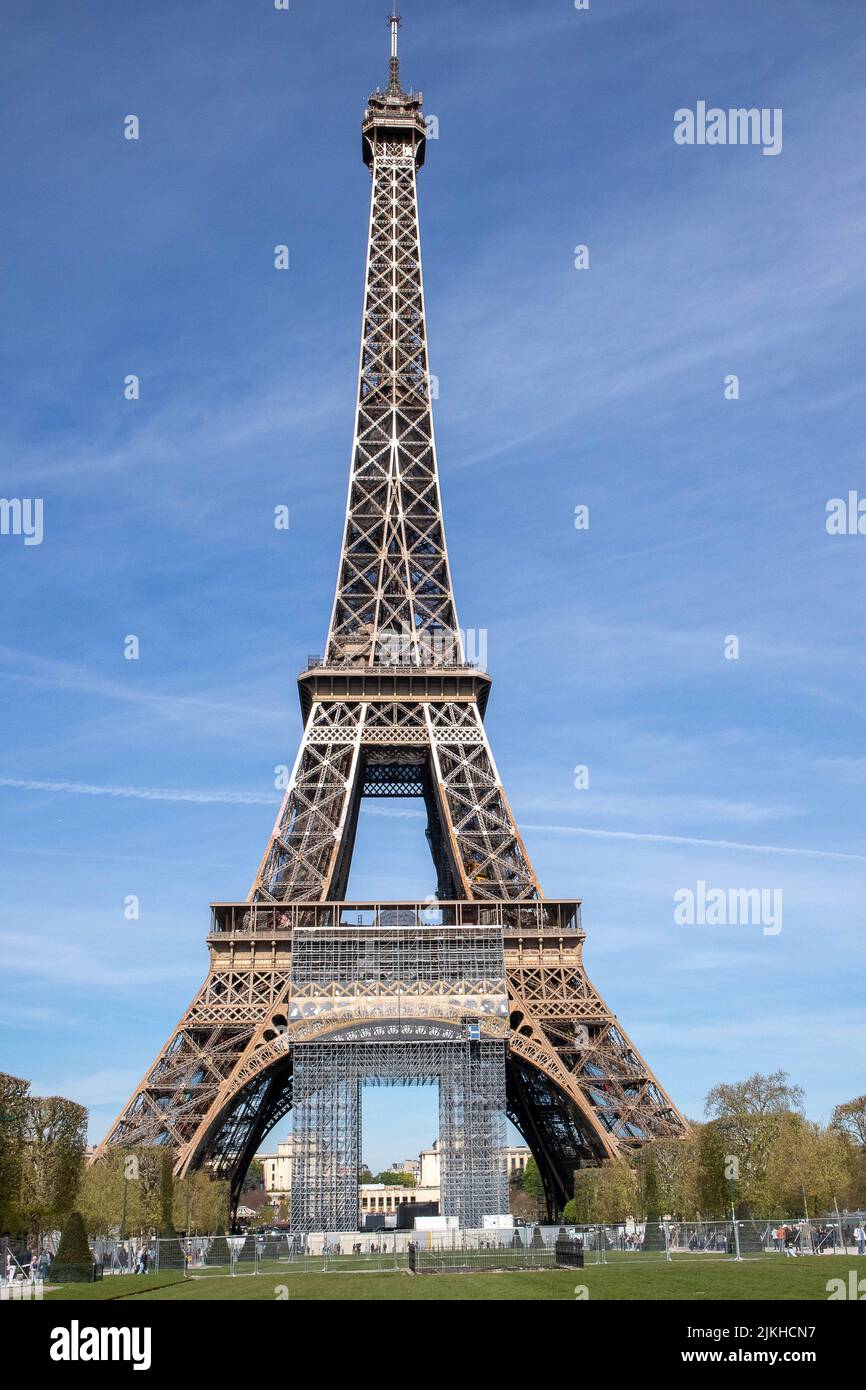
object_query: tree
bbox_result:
[241,1159,265,1192]
[158,1149,176,1237]
[831,1095,866,1208]
[764,1116,852,1218]
[0,1072,30,1233]
[703,1071,804,1217]
[522,1157,545,1216]
[832,1095,866,1148]
[572,1158,639,1224]
[274,1198,290,1227]
[247,1195,276,1228]
[172,1169,229,1234]
[705,1070,804,1120]
[20,1094,87,1242]
[695,1120,730,1217]
[572,1169,601,1224]
[105,1147,178,1237]
[78,1148,127,1237]
[80,1150,230,1236]
[637,1147,661,1221]
[374,1170,416,1187]
[53,1209,92,1282]
[652,1136,702,1219]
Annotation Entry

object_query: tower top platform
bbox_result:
[362,8,426,167]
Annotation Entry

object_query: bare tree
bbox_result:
[705,1070,804,1119]
[832,1095,866,1148]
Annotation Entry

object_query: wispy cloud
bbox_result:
[0,645,286,727]
[518,790,800,827]
[0,776,277,805]
[522,823,866,864]
[5,774,851,865]
[0,931,202,989]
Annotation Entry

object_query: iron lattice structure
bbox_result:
[92,18,687,1224]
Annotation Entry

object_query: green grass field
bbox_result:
[44,1255,861,1302]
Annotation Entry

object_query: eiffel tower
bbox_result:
[93,12,687,1227]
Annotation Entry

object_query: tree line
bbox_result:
[5,1067,864,1241]
[557,1072,866,1224]
[1,1071,228,1244]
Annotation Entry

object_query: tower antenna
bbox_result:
[388,4,402,95]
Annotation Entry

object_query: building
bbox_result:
[389,1159,421,1178]
[419,1140,530,1189]
[259,1137,294,1204]
[359,1181,439,1221]
[503,1146,532,1182]
[419,1140,440,1189]
[259,1135,530,1214]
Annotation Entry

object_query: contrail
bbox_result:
[4,778,861,864]
[523,823,866,864]
[0,777,277,806]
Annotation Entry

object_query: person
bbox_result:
[855,1223,865,1256]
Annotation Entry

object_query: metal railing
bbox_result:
[209,899,582,937]
[31,1217,863,1286]
[305,657,478,672]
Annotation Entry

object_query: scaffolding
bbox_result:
[289,923,509,1231]
[290,922,508,992]
[291,1040,507,1233]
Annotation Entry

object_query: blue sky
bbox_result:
[1,0,865,1173]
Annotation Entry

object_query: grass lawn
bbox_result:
[45,1254,861,1301]
[44,1271,190,1300]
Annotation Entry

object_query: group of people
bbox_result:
[105,1242,155,1274]
[772,1222,866,1255]
[846,1223,866,1256]
[611,1231,647,1252]
[4,1247,52,1283]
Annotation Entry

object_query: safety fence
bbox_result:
[4,1217,863,1287]
[81,1218,866,1275]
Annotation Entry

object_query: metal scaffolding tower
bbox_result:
[292,1039,507,1233]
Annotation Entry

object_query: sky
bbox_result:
[1,0,865,1174]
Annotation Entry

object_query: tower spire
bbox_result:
[388,4,402,95]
